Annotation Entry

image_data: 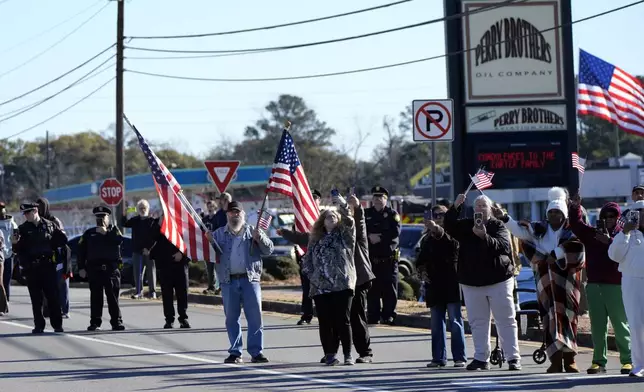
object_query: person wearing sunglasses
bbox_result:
[417,204,466,369]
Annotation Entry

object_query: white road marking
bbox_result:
[1,320,390,392]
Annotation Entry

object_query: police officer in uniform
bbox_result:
[77,206,126,331]
[11,203,68,333]
[365,186,401,325]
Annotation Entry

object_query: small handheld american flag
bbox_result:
[258,210,273,231]
[472,169,494,190]
[571,152,585,173]
[615,215,626,231]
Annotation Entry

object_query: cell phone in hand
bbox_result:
[596,219,606,231]
[628,210,640,225]
[424,210,431,220]
[474,212,484,227]
[331,188,339,197]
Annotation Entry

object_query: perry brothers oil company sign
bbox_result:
[461,0,565,102]
[466,104,567,132]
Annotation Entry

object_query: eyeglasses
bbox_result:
[433,213,445,218]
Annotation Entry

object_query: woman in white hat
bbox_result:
[493,187,585,373]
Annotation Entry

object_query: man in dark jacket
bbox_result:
[417,204,466,368]
[36,197,70,319]
[444,193,521,371]
[123,199,157,299]
[569,195,632,375]
[149,219,191,329]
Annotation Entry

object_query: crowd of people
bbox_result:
[2,184,644,378]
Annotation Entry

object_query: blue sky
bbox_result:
[0,0,642,162]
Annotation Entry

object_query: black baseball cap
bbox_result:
[633,185,644,193]
[227,201,243,212]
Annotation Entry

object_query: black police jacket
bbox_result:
[365,206,401,259]
[77,226,124,270]
[13,218,68,267]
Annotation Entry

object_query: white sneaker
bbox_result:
[0,312,5,316]
[151,293,157,299]
[62,313,70,319]
[454,361,466,368]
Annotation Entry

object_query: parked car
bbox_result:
[67,234,138,286]
[399,224,425,277]
[265,236,296,263]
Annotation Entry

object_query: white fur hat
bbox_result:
[546,186,568,219]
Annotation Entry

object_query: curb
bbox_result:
[119,288,612,352]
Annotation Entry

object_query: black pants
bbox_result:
[300,270,313,320]
[314,289,353,356]
[89,268,122,327]
[367,259,399,322]
[352,281,373,357]
[26,264,62,330]
[160,263,189,323]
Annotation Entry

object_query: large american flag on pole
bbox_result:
[266,128,319,254]
[577,49,644,135]
[132,126,216,263]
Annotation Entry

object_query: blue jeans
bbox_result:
[3,256,12,301]
[221,277,264,357]
[56,268,70,314]
[430,302,467,364]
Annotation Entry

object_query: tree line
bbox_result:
[0,78,641,208]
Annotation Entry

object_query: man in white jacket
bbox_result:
[608,200,644,378]
[0,202,18,303]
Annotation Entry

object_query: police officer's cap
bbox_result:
[312,189,322,199]
[371,186,389,197]
[633,185,644,193]
[93,206,112,216]
[20,203,38,212]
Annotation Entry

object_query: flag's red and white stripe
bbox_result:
[571,152,585,173]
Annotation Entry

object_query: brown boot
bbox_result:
[563,352,580,373]
[546,351,563,373]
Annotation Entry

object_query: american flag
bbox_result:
[571,152,585,173]
[615,215,626,231]
[473,169,494,190]
[132,125,217,263]
[266,128,319,255]
[258,210,272,230]
[577,49,644,136]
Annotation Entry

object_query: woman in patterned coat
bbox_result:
[302,194,357,366]
[493,187,585,373]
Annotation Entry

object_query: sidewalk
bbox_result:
[119,282,617,352]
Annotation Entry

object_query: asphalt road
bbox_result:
[0,286,642,392]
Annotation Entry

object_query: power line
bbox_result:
[0,0,104,55]
[0,76,116,142]
[0,44,115,107]
[0,56,115,123]
[127,0,413,40]
[0,1,111,80]
[125,0,644,83]
[125,0,525,56]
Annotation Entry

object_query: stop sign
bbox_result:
[99,178,124,206]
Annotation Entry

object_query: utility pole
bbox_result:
[115,0,125,229]
[45,130,51,189]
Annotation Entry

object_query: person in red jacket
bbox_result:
[569,194,632,375]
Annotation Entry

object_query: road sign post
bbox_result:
[99,178,124,207]
[204,160,241,194]
[412,99,455,206]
